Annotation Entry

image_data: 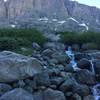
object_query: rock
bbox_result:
[32,42,41,50]
[73,84,90,96]
[33,91,43,100]
[83,95,94,100]
[0,88,34,100]
[72,44,80,51]
[0,84,12,96]
[94,60,100,75]
[75,69,96,85]
[59,77,77,92]
[77,58,91,70]
[0,51,43,82]
[34,71,50,87]
[42,49,54,57]
[75,53,88,61]
[43,88,66,100]
[24,79,37,90]
[51,52,70,64]
[43,42,65,51]
[64,64,74,72]
[73,93,82,100]
[50,77,64,86]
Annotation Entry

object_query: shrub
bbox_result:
[60,31,100,45]
[0,28,46,51]
[0,37,19,50]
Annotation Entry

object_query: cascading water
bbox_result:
[65,46,80,71]
[65,46,100,100]
[92,84,100,100]
[89,56,100,100]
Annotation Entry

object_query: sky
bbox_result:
[72,0,100,8]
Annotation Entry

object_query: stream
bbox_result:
[65,46,100,100]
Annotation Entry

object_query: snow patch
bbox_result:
[68,17,79,23]
[38,17,48,21]
[11,24,16,28]
[4,0,8,2]
[58,21,66,24]
[52,19,58,21]
[79,23,89,30]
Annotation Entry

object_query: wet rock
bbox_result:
[73,84,90,96]
[94,60,100,75]
[75,53,88,61]
[0,84,12,96]
[77,58,91,70]
[0,88,34,100]
[43,88,66,100]
[0,51,43,82]
[75,69,96,85]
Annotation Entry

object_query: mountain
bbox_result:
[0,0,100,32]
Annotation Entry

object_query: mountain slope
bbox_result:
[0,0,100,32]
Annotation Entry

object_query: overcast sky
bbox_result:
[73,0,100,8]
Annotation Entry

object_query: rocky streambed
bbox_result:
[0,42,99,100]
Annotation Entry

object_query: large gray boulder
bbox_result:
[43,88,66,100]
[0,51,43,82]
[0,88,34,100]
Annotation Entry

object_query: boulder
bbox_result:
[34,71,51,87]
[73,84,90,96]
[75,69,96,85]
[42,49,54,57]
[0,51,43,82]
[59,77,77,92]
[77,58,91,70]
[32,42,41,50]
[0,84,12,96]
[50,77,64,86]
[43,88,66,100]
[0,88,34,100]
[51,52,70,64]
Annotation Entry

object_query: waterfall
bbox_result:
[65,46,80,71]
[65,46,100,100]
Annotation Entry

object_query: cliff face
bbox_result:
[1,0,68,19]
[0,0,100,32]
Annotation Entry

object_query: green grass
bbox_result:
[0,28,46,55]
